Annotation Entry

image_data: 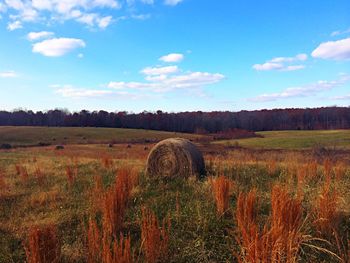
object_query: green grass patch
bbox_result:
[215,129,350,150]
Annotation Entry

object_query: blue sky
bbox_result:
[0,0,349,112]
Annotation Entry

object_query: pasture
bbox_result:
[0,127,349,262]
[218,129,350,150]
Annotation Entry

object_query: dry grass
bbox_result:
[235,185,305,263]
[1,137,350,262]
[87,166,138,262]
[65,164,78,187]
[24,224,60,263]
[101,167,138,236]
[210,175,232,216]
[141,208,170,263]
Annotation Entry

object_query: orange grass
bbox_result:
[141,208,170,263]
[101,167,138,236]
[65,164,77,187]
[235,185,305,263]
[102,234,132,263]
[210,175,232,215]
[24,224,60,263]
[87,167,138,262]
[313,178,350,262]
[101,156,114,169]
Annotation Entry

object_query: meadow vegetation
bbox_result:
[218,130,350,150]
[0,127,349,262]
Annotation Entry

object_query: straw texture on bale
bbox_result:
[146,138,205,179]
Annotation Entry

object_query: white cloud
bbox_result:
[76,13,97,26]
[253,53,307,71]
[5,0,24,10]
[78,53,84,58]
[55,85,113,98]
[250,74,350,102]
[253,62,283,71]
[108,71,224,92]
[27,31,54,41]
[141,65,179,75]
[32,0,53,10]
[32,37,86,57]
[2,0,120,29]
[92,0,120,8]
[0,70,17,78]
[312,37,350,60]
[164,0,183,6]
[76,13,113,28]
[54,84,155,100]
[7,20,22,30]
[97,15,112,29]
[159,53,184,63]
[54,56,224,98]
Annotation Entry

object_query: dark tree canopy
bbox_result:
[0,107,349,133]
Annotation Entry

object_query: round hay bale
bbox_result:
[146,138,206,179]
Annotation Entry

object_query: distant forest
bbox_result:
[0,107,350,133]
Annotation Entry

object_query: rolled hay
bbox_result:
[146,138,206,179]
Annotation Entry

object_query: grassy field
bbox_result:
[217,130,350,150]
[0,127,350,262]
[0,126,203,147]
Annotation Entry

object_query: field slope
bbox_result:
[0,126,203,147]
[216,130,350,150]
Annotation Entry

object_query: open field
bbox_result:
[217,130,350,150]
[0,126,203,147]
[0,127,350,262]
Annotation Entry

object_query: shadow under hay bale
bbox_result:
[146,138,206,179]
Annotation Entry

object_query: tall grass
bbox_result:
[235,185,305,263]
[87,167,138,262]
[141,207,170,263]
[210,175,232,216]
[24,224,60,263]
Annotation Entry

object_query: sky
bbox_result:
[0,0,349,113]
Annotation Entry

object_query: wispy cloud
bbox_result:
[164,0,183,6]
[7,20,22,30]
[331,28,350,37]
[55,85,113,98]
[54,55,223,98]
[249,74,350,102]
[32,37,86,57]
[253,53,307,71]
[53,84,158,100]
[2,0,182,31]
[108,71,224,92]
[27,31,54,41]
[332,94,350,100]
[312,37,350,60]
[141,65,179,75]
[0,70,18,78]
[2,0,120,30]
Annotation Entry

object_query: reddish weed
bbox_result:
[141,208,170,263]
[24,224,60,263]
[210,176,232,215]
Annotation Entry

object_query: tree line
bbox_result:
[0,107,349,133]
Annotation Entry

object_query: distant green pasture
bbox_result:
[215,130,350,150]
